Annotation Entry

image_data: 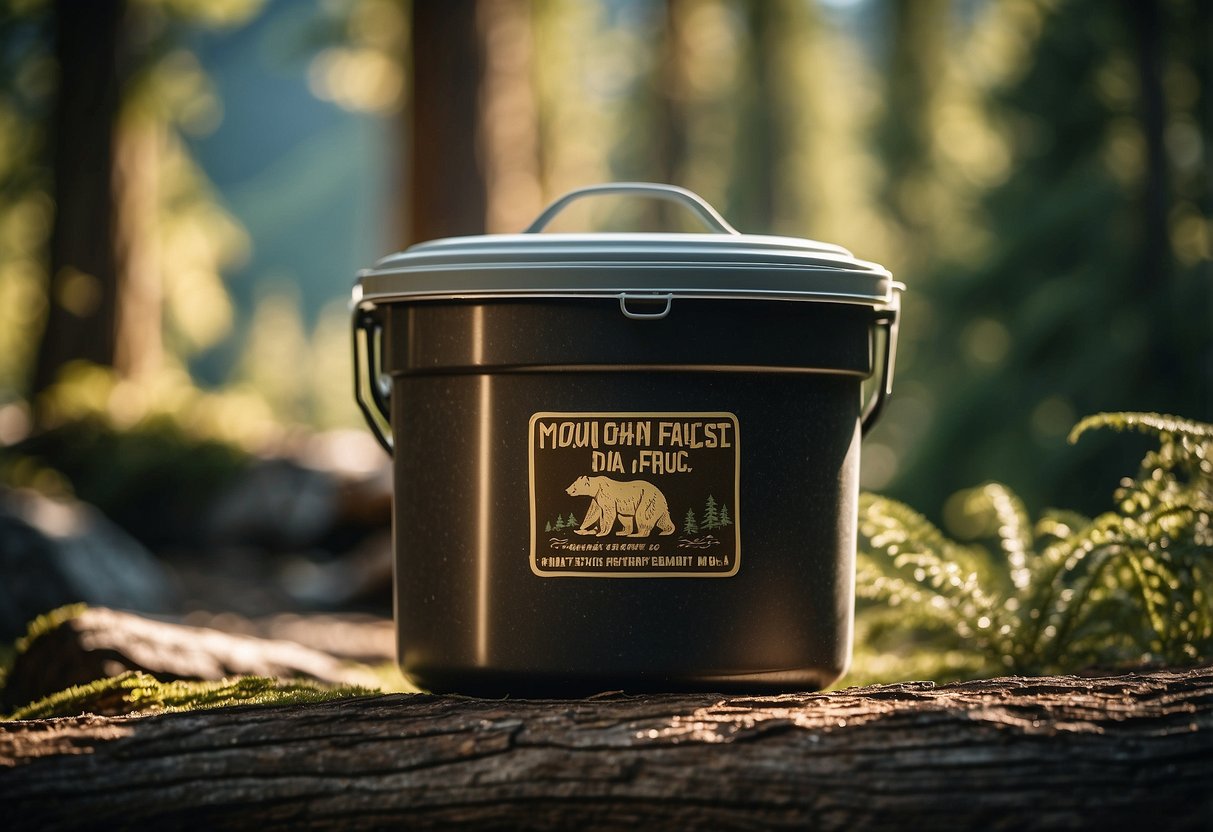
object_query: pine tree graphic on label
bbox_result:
[553,515,565,531]
[702,495,720,530]
[719,503,732,527]
[683,508,699,535]
[566,513,577,528]
[544,521,553,533]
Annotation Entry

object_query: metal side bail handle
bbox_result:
[353,307,394,455]
[861,304,899,436]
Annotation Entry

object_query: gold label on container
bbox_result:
[528,412,740,578]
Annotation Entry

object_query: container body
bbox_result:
[384,298,869,695]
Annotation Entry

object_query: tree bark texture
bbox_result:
[2,665,1211,831]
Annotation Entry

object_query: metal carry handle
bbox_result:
[524,182,740,235]
[353,307,394,454]
[860,300,899,436]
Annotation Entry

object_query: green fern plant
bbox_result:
[853,412,1213,683]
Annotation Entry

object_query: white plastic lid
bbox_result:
[354,183,899,309]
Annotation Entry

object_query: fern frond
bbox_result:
[1068,411,1213,444]
[851,411,1212,685]
[954,482,1035,591]
[1035,509,1091,545]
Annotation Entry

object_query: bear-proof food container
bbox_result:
[352,183,901,696]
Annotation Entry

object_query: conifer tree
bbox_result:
[719,503,732,527]
[553,515,565,531]
[567,513,577,528]
[683,508,698,535]
[544,521,552,533]
[703,495,720,529]
[887,0,1212,520]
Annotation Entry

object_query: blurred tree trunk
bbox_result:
[479,0,542,233]
[112,118,164,382]
[731,0,779,231]
[408,1,486,243]
[1125,0,1178,394]
[647,0,691,229]
[1126,0,1171,288]
[731,0,814,232]
[32,0,126,400]
[408,0,541,243]
[1190,0,1213,415]
[877,0,946,242]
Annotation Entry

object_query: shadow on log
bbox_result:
[2,665,1211,830]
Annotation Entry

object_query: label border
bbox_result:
[528,411,741,578]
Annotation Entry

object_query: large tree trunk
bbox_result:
[111,117,164,382]
[32,0,126,399]
[2,665,1210,830]
[1126,0,1171,291]
[731,0,779,231]
[408,1,487,243]
[877,0,947,239]
[407,0,541,244]
[478,0,542,234]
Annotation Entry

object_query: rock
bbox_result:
[0,487,177,642]
[203,430,391,554]
[203,458,339,551]
[278,530,393,607]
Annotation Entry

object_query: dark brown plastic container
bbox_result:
[353,183,901,696]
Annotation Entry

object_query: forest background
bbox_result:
[0,0,1209,675]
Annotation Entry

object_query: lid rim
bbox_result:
[357,230,896,306]
[354,288,902,309]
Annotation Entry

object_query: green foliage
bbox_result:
[853,412,1213,684]
[6,670,377,721]
[883,0,1213,522]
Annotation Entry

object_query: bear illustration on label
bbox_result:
[565,475,677,538]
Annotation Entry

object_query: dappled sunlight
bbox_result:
[25,358,287,452]
[307,0,407,113]
[0,0,1207,706]
[309,47,404,113]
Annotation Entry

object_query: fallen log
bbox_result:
[1,607,385,712]
[2,665,1211,831]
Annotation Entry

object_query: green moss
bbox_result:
[1,605,395,719]
[0,603,89,692]
[13,602,88,655]
[363,661,420,694]
[7,671,379,720]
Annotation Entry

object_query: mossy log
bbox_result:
[1,607,386,712]
[2,665,1211,831]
